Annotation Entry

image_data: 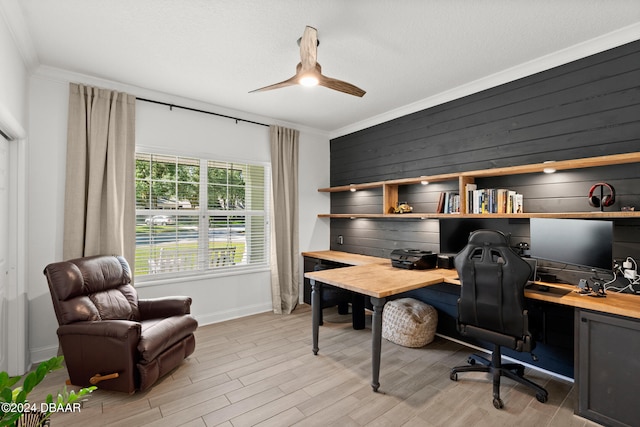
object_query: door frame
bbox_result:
[0,106,28,375]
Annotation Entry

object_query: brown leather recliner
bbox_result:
[43,255,198,393]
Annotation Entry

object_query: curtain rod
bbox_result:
[136,97,270,127]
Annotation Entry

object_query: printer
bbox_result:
[390,249,437,270]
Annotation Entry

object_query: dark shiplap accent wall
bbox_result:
[328,40,640,261]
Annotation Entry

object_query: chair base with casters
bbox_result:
[450,344,548,409]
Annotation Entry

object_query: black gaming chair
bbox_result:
[449,230,548,409]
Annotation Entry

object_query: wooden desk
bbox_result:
[303,250,640,397]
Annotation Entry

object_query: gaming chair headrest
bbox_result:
[466,229,509,247]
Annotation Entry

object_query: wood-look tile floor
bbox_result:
[30,305,602,426]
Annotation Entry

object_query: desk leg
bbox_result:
[311,279,321,355]
[352,293,365,330]
[371,296,385,392]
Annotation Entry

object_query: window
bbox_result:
[135,152,269,279]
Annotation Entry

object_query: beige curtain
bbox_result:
[269,125,299,314]
[63,83,136,267]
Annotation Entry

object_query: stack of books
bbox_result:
[436,192,460,214]
[464,183,523,214]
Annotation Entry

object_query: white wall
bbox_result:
[26,69,330,363]
[297,131,330,295]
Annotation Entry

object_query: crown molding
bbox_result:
[32,65,329,138]
[330,22,640,140]
[0,0,39,71]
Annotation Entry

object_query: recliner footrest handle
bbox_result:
[90,372,120,385]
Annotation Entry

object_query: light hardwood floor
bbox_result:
[31,305,602,426]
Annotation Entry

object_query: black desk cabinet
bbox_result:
[576,309,640,427]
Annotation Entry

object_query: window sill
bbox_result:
[134,264,271,288]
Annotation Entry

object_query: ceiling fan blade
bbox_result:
[249,75,297,93]
[318,74,366,97]
[300,26,317,72]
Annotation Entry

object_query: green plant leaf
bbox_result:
[0,387,12,402]
[35,361,49,383]
[14,389,26,404]
[0,374,20,390]
[21,372,37,394]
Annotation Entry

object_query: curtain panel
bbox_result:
[269,125,300,314]
[63,83,136,268]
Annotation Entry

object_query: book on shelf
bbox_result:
[507,190,516,214]
[469,187,523,214]
[436,191,445,213]
[515,193,524,213]
[465,183,477,214]
[438,191,461,214]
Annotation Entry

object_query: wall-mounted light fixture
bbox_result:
[420,178,429,185]
[543,161,556,174]
[349,184,356,192]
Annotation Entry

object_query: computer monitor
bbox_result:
[439,218,518,254]
[529,218,613,272]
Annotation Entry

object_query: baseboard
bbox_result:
[195,302,273,326]
[29,344,59,368]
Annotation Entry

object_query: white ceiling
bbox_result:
[9,0,640,136]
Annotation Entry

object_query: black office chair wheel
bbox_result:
[467,357,476,365]
[493,397,504,409]
[536,393,548,403]
[512,366,525,376]
[450,372,458,381]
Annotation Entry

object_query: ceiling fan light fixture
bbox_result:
[250,26,366,97]
[299,76,319,87]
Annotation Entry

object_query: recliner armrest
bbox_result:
[138,296,192,320]
[56,320,141,393]
[57,320,141,339]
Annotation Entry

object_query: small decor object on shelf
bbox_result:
[391,201,413,214]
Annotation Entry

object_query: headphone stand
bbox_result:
[599,186,604,212]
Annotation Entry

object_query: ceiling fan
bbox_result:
[250,26,366,97]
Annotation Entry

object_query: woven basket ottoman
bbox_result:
[382,298,438,348]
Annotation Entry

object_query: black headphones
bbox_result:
[588,182,616,208]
